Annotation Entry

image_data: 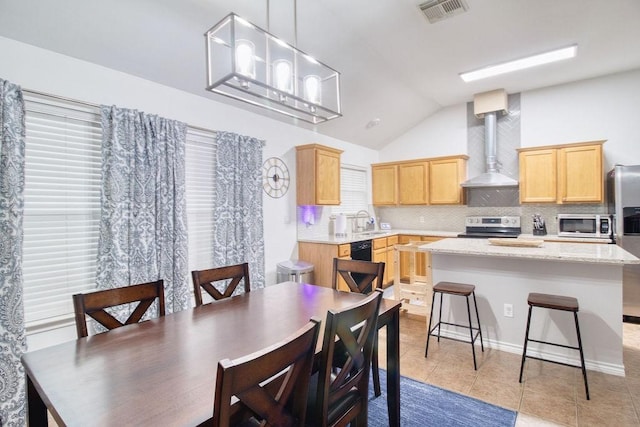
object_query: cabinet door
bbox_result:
[315,148,341,205]
[372,164,398,205]
[398,162,429,205]
[398,235,426,280]
[372,248,386,289]
[519,149,557,203]
[559,144,603,203]
[421,236,442,286]
[385,235,398,286]
[429,157,466,205]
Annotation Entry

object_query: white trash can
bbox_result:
[277,260,314,284]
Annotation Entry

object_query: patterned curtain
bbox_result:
[0,79,26,426]
[213,131,265,290]
[96,106,190,318]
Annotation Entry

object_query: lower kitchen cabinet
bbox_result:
[372,235,399,288]
[298,242,350,290]
[398,235,443,284]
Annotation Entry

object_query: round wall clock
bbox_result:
[262,157,290,198]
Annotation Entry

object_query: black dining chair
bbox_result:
[191,263,251,307]
[307,289,383,427]
[72,280,165,338]
[212,318,321,427]
[331,258,385,397]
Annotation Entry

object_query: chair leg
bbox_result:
[465,295,478,370]
[472,291,484,352]
[519,305,533,383]
[425,291,437,357]
[372,337,381,397]
[574,312,590,400]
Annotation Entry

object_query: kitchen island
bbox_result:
[420,238,640,375]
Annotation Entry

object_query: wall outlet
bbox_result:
[419,216,425,223]
[504,303,513,318]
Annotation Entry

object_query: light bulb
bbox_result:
[273,59,293,94]
[235,40,256,79]
[303,75,321,105]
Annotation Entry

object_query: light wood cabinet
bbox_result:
[296,144,343,205]
[518,141,604,204]
[371,164,398,205]
[372,235,398,287]
[298,242,350,289]
[429,156,468,205]
[385,235,398,287]
[372,155,467,206]
[398,235,443,285]
[398,161,429,205]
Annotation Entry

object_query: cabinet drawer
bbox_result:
[338,244,350,257]
[387,235,399,246]
[373,237,387,250]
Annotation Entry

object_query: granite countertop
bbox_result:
[519,233,613,244]
[420,237,640,265]
[297,229,459,244]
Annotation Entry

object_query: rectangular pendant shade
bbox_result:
[205,13,342,124]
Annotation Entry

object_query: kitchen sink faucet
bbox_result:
[353,210,373,233]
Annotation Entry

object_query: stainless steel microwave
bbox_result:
[557,214,612,238]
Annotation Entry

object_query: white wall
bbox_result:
[378,103,467,161]
[382,68,640,170]
[522,69,640,169]
[0,36,379,348]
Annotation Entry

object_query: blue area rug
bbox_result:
[368,371,517,427]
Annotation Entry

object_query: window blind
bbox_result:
[332,165,368,215]
[185,128,217,275]
[22,94,103,327]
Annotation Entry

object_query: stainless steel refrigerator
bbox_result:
[607,165,640,320]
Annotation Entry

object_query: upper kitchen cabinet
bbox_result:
[398,161,429,205]
[518,141,604,204]
[372,164,398,205]
[429,155,468,205]
[296,144,343,205]
[372,155,468,206]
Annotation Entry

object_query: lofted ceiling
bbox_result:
[1,0,639,149]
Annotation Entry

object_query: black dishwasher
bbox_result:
[351,240,372,261]
[350,240,372,288]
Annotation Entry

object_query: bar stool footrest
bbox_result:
[428,321,482,345]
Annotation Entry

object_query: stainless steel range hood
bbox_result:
[461,89,518,188]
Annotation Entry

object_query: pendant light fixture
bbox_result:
[205,1,342,124]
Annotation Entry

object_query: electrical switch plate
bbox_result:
[504,303,513,318]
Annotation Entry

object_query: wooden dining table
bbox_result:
[22,281,402,426]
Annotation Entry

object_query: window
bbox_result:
[332,164,368,215]
[185,129,217,275]
[21,93,219,329]
[22,94,102,328]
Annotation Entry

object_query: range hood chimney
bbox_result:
[461,89,518,188]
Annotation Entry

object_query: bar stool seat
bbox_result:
[425,281,484,370]
[519,292,590,400]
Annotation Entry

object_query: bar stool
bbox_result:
[519,292,590,400]
[425,281,484,370]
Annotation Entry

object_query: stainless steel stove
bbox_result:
[457,216,521,238]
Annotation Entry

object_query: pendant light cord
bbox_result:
[266,0,298,46]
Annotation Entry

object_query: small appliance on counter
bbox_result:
[532,213,547,236]
[457,216,521,238]
[557,214,611,239]
[334,213,348,237]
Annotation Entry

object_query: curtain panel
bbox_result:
[213,131,265,290]
[96,106,190,319]
[0,79,27,426]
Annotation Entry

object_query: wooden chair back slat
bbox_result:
[312,289,382,427]
[212,318,321,427]
[192,263,251,306]
[332,258,385,294]
[72,280,165,338]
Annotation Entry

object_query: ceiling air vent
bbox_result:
[419,0,469,24]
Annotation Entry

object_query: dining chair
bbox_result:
[331,258,385,397]
[192,263,251,307]
[72,280,165,338]
[308,289,383,427]
[212,318,322,427]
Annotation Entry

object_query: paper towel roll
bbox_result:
[335,214,347,236]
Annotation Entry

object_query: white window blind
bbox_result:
[185,128,217,275]
[22,94,102,327]
[332,165,368,215]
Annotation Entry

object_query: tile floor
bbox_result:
[377,311,640,426]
